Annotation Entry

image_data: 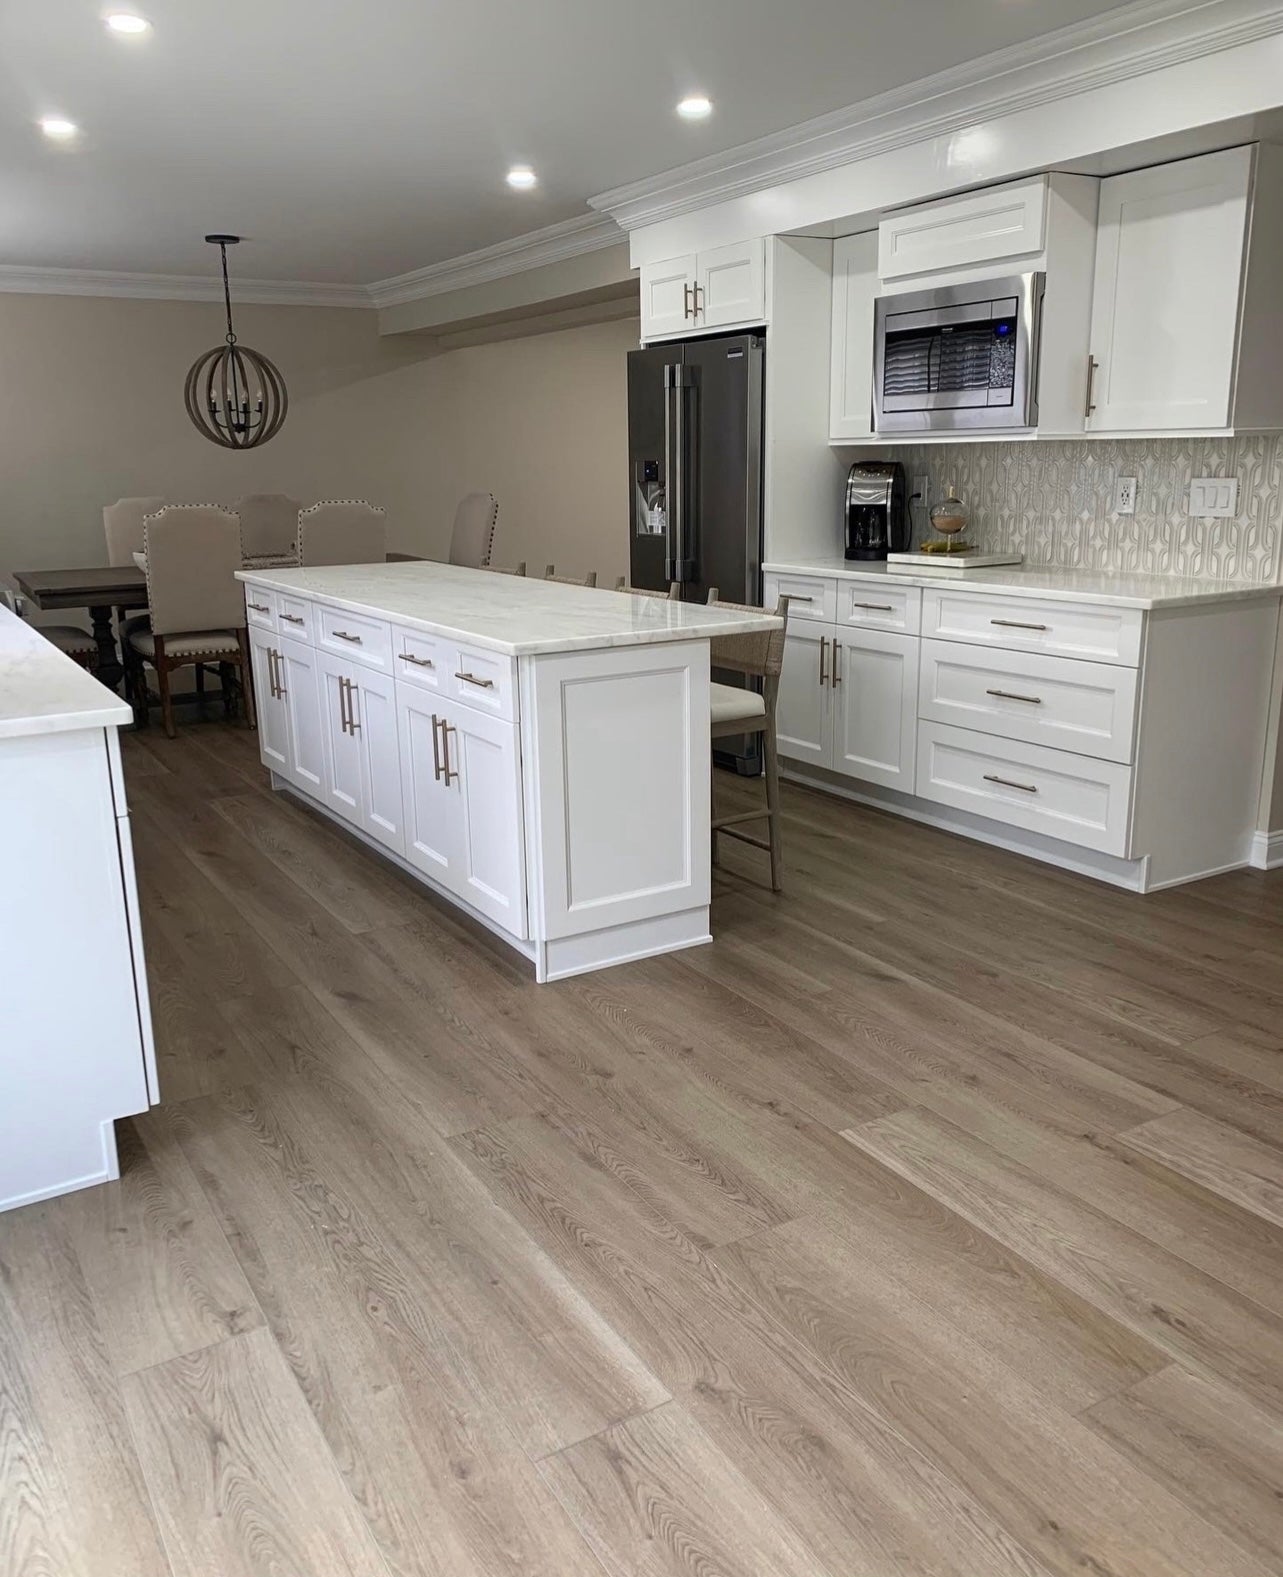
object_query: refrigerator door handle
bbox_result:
[663,363,678,583]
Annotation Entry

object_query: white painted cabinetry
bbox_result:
[765,566,1280,891]
[640,239,766,340]
[878,176,1050,280]
[829,231,877,441]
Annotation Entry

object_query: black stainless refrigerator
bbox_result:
[627,332,765,772]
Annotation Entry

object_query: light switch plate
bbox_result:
[1188,476,1240,518]
[1114,476,1137,515]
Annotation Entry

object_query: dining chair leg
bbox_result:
[154,640,175,738]
[236,630,257,731]
[195,663,207,706]
[763,720,783,893]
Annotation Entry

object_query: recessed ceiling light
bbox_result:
[105,13,151,33]
[506,165,537,190]
[40,116,79,140]
[676,95,712,120]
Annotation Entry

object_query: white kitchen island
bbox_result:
[237,562,781,981]
[0,605,157,1212]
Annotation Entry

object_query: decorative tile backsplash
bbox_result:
[898,436,1283,583]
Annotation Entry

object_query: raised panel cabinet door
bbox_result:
[776,625,832,769]
[640,254,698,340]
[830,231,878,440]
[248,625,289,775]
[349,665,404,855]
[438,696,527,938]
[316,650,364,827]
[396,684,461,885]
[832,628,919,791]
[1087,146,1251,432]
[276,632,324,794]
[696,240,766,329]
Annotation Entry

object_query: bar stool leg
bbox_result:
[763,720,783,892]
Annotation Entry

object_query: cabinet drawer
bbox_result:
[316,605,393,672]
[837,579,920,633]
[922,587,1143,666]
[390,625,446,695]
[243,587,276,631]
[446,641,517,721]
[763,572,836,624]
[919,640,1138,763]
[916,721,1132,856]
[275,593,314,643]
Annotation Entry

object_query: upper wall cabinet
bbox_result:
[829,231,878,441]
[1086,145,1283,434]
[879,177,1049,281]
[640,239,766,341]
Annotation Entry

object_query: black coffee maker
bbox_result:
[845,461,910,560]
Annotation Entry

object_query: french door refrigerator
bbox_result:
[627,332,765,771]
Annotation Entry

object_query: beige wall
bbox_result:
[0,292,636,584]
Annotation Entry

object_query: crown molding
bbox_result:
[366,212,624,309]
[0,263,371,307]
[590,0,1283,231]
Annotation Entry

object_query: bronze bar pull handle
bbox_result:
[347,679,360,733]
[693,282,704,318]
[247,601,270,614]
[832,641,842,686]
[852,602,894,612]
[332,630,363,644]
[985,688,1042,704]
[453,671,495,689]
[683,283,693,319]
[431,713,443,781]
[818,634,828,687]
[274,650,286,699]
[401,652,435,669]
[337,675,350,734]
[267,649,279,699]
[441,721,458,785]
[1084,355,1099,419]
[990,618,1048,632]
[984,773,1038,794]
[280,612,305,626]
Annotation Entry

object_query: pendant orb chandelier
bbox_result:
[184,234,288,449]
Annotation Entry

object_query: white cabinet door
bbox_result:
[829,231,878,440]
[397,685,461,886]
[879,176,1048,280]
[697,240,766,329]
[776,625,832,769]
[832,628,919,791]
[1087,147,1251,432]
[640,254,697,339]
[276,633,324,795]
[317,651,364,826]
[439,696,527,938]
[248,625,288,775]
[349,665,404,855]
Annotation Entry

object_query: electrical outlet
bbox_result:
[1114,476,1138,515]
[912,473,929,505]
[1188,477,1240,518]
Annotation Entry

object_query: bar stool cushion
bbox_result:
[710,681,766,726]
[129,628,242,659]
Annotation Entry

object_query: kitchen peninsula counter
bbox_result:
[237,562,780,982]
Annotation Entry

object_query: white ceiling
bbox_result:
[0,0,1132,286]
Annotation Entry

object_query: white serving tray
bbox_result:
[886,551,1024,575]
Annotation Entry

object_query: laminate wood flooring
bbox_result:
[3,719,1282,1576]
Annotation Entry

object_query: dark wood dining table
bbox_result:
[15,553,426,694]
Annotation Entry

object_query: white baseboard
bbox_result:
[1249,829,1283,870]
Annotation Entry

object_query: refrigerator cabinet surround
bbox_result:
[873,272,1044,434]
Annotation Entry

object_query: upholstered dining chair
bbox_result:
[447,492,499,569]
[104,494,167,640]
[236,492,302,563]
[127,505,253,738]
[706,594,791,892]
[297,500,387,566]
[544,566,598,587]
[614,577,681,599]
[1,588,97,670]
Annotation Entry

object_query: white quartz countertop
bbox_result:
[237,561,781,655]
[763,558,1283,610]
[0,606,131,740]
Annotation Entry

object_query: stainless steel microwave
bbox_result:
[873,272,1045,433]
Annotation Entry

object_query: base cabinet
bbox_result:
[397,685,527,937]
[317,651,405,855]
[775,621,918,787]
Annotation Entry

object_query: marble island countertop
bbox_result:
[237,561,781,655]
[763,558,1283,610]
[0,606,131,740]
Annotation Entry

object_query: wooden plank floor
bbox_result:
[4,718,1283,1577]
